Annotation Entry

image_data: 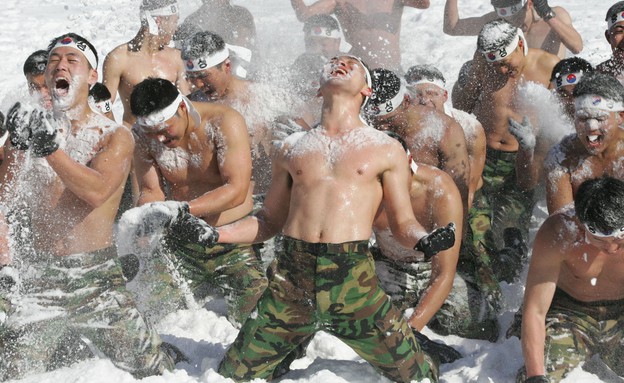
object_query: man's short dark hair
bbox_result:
[291,53,326,94]
[47,33,99,69]
[573,72,624,103]
[606,1,624,24]
[550,57,593,83]
[370,68,402,106]
[23,50,48,77]
[89,82,112,103]
[575,177,624,234]
[303,15,340,35]
[181,31,226,62]
[477,19,518,53]
[130,78,180,117]
[141,0,177,11]
[491,0,525,7]
[405,65,446,86]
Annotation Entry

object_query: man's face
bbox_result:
[26,73,52,110]
[574,108,621,155]
[583,223,624,255]
[156,14,180,43]
[496,1,530,31]
[411,83,447,111]
[186,64,229,100]
[490,47,524,78]
[140,108,186,148]
[320,56,369,98]
[606,22,624,57]
[305,36,340,58]
[45,45,96,110]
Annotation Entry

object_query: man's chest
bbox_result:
[122,55,179,87]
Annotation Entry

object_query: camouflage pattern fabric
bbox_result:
[516,288,624,382]
[219,237,439,382]
[464,147,535,284]
[164,236,268,327]
[0,247,175,380]
[373,248,499,342]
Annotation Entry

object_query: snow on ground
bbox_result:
[0,0,618,382]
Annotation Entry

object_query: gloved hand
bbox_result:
[532,0,555,20]
[509,116,536,150]
[414,222,456,261]
[272,118,302,142]
[168,203,219,247]
[525,375,549,383]
[412,330,462,365]
[6,102,34,150]
[28,110,59,157]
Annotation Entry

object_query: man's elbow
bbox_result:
[567,41,583,55]
[417,0,430,9]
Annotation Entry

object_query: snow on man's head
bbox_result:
[477,19,519,60]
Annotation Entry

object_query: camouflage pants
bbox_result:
[374,249,499,342]
[219,237,438,382]
[0,247,174,381]
[464,147,535,284]
[164,237,268,327]
[517,288,624,381]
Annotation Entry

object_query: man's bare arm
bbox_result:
[174,51,191,96]
[451,54,485,113]
[521,214,565,378]
[544,6,583,54]
[408,172,462,330]
[381,142,427,248]
[46,126,135,207]
[134,135,166,205]
[217,143,292,244]
[290,0,337,21]
[401,0,430,9]
[443,0,497,36]
[187,110,252,217]
[544,146,573,214]
[439,117,470,212]
[102,48,125,105]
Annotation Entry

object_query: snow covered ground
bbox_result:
[0,0,619,382]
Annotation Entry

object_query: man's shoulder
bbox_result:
[545,133,581,166]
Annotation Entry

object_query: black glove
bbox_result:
[168,202,220,247]
[532,0,555,20]
[525,375,549,383]
[413,330,462,365]
[414,222,456,261]
[28,111,59,157]
[6,102,33,150]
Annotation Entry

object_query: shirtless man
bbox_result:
[444,0,582,58]
[301,14,342,59]
[453,19,559,283]
[119,77,266,326]
[366,68,470,217]
[0,33,175,380]
[102,0,189,126]
[214,55,455,382]
[545,72,624,215]
[89,82,115,120]
[405,64,486,207]
[549,57,593,120]
[374,133,499,343]
[290,0,430,71]
[597,1,624,84]
[182,31,303,195]
[520,177,624,382]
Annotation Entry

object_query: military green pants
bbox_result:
[0,247,175,380]
[219,237,438,382]
[374,248,499,342]
[165,237,268,327]
[464,147,535,283]
[517,288,624,382]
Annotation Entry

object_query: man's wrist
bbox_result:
[542,10,556,21]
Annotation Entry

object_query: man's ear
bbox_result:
[444,90,449,103]
[362,86,372,97]
[223,58,232,74]
[88,69,98,86]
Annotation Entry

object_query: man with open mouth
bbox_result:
[545,71,624,214]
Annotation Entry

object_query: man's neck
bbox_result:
[320,93,365,133]
[130,30,165,53]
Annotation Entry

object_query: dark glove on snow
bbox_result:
[414,222,456,261]
[6,102,33,150]
[168,203,220,247]
[413,330,462,365]
[28,110,59,157]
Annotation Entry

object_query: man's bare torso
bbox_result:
[279,125,396,243]
[557,214,624,301]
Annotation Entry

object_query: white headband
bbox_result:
[137,93,183,128]
[482,29,526,62]
[409,78,446,90]
[608,10,624,30]
[52,36,98,69]
[185,44,252,73]
[575,94,624,112]
[95,100,112,114]
[140,2,179,35]
[370,83,407,117]
[584,222,624,239]
[308,26,341,39]
[495,0,527,17]
[553,71,583,88]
